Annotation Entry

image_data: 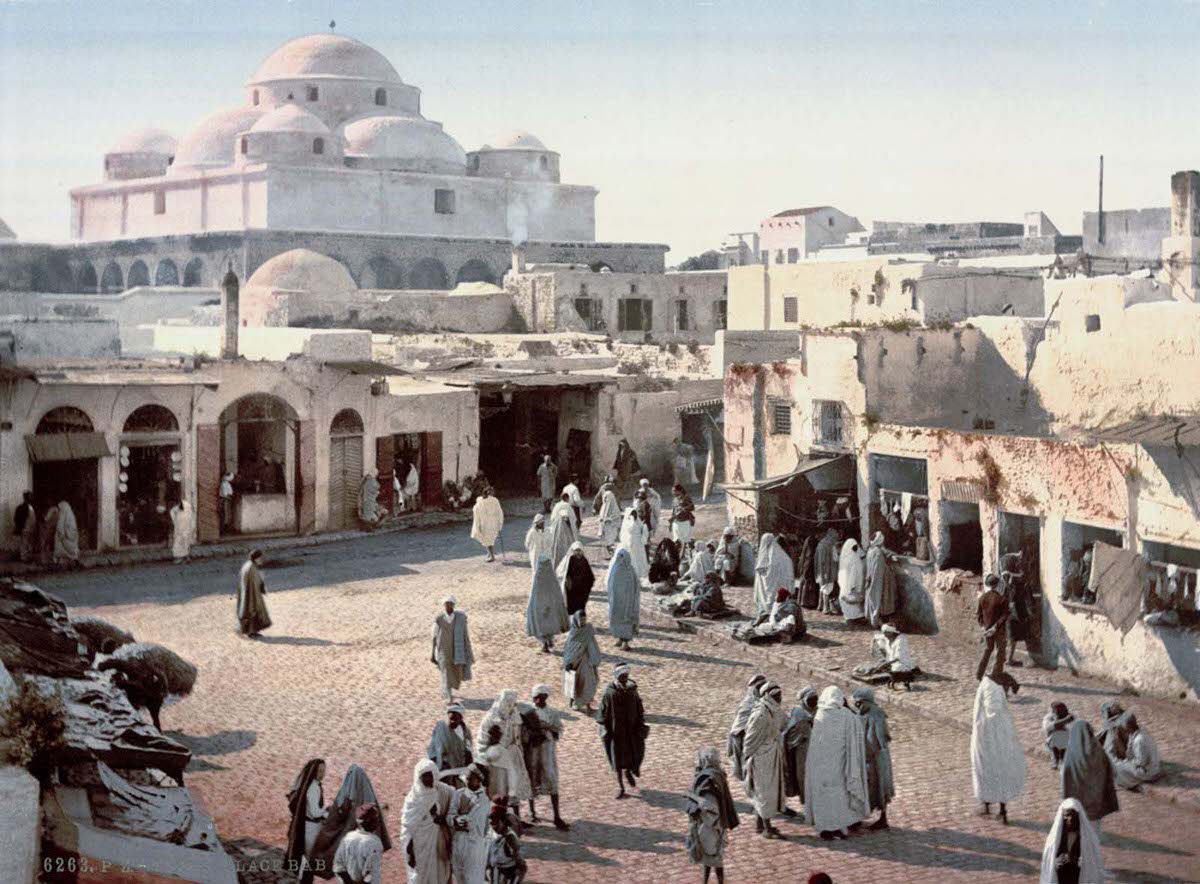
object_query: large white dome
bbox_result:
[246,249,357,295]
[343,116,466,175]
[107,128,177,156]
[251,104,331,135]
[172,107,266,170]
[249,34,403,85]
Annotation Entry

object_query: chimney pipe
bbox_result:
[511,245,526,274]
[220,262,239,359]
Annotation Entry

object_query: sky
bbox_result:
[0,0,1195,262]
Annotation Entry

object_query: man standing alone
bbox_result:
[599,664,648,800]
[432,596,475,702]
[471,487,505,563]
[13,492,36,563]
[536,455,558,515]
[237,549,271,638]
[976,573,1010,682]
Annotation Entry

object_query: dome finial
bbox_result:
[329,19,336,31]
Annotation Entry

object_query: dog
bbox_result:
[991,670,1021,697]
[887,668,917,691]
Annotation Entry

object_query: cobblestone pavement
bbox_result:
[45,500,1200,884]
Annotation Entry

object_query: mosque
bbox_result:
[4,33,666,294]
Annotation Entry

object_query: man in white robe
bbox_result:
[476,691,532,812]
[54,500,80,565]
[169,500,193,563]
[743,681,788,838]
[432,597,474,701]
[597,484,622,551]
[971,674,1026,823]
[359,472,382,524]
[838,539,866,622]
[536,455,558,514]
[561,477,584,531]
[450,764,490,884]
[727,674,767,781]
[1111,713,1163,789]
[404,461,421,510]
[805,686,869,839]
[524,515,549,569]
[753,533,794,617]
[401,759,454,884]
[618,509,649,583]
[470,487,504,562]
[638,478,662,537]
[548,494,577,568]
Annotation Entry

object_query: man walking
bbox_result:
[976,573,1010,682]
[471,486,505,563]
[432,596,475,702]
[237,549,271,638]
[525,685,570,830]
[599,664,648,799]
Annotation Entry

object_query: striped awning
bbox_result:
[25,432,112,463]
[940,480,985,503]
[674,397,723,414]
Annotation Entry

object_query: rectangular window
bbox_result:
[760,251,769,265]
[775,250,785,264]
[787,247,799,263]
[1143,540,1200,623]
[813,400,844,446]
[713,299,728,330]
[940,500,984,573]
[434,189,456,214]
[871,454,928,496]
[574,298,604,331]
[769,399,792,435]
[1061,522,1124,606]
[307,85,319,101]
[154,191,166,215]
[676,299,689,331]
[783,296,798,323]
[618,298,653,332]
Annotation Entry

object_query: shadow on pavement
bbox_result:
[166,728,257,756]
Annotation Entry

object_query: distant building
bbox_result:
[868,213,1079,257]
[759,206,865,264]
[719,231,759,268]
[1081,207,1170,262]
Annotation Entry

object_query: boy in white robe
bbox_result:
[471,488,505,562]
[333,803,384,884]
[523,515,549,569]
[401,759,454,884]
[450,765,490,884]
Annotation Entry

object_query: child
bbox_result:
[1042,701,1074,769]
[487,799,527,883]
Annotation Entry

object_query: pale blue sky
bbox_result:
[0,1,1193,260]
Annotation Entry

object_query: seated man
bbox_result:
[1110,713,1163,790]
[854,623,916,679]
[736,588,806,644]
[715,527,741,585]
[651,570,680,597]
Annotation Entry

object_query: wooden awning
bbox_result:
[24,433,112,463]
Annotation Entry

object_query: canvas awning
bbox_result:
[1089,542,1145,635]
[674,397,723,414]
[724,454,853,492]
[940,480,986,503]
[322,360,409,376]
[1088,415,1200,447]
[25,432,112,463]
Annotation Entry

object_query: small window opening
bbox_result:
[375,88,387,106]
[240,136,248,155]
[307,85,319,102]
[539,155,548,170]
[153,191,166,215]
[1085,314,1101,333]
[313,137,325,155]
[434,188,456,214]
[252,89,259,106]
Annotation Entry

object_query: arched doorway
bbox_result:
[183,257,205,287]
[77,262,98,292]
[408,257,449,290]
[118,404,181,547]
[154,259,179,286]
[218,394,301,536]
[455,259,496,285]
[361,256,403,290]
[100,261,124,294]
[28,406,106,553]
[328,408,364,530]
[126,260,151,288]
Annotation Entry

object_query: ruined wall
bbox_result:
[1,317,121,360]
[866,425,1200,700]
[1082,208,1169,260]
[253,286,515,334]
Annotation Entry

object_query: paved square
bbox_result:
[44,508,1200,883]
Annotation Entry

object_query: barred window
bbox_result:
[783,296,798,323]
[769,399,792,435]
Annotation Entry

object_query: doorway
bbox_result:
[999,511,1042,655]
[119,404,182,547]
[30,406,102,552]
[393,432,423,513]
[329,409,364,530]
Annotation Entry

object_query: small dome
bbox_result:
[482,131,548,151]
[251,104,331,135]
[343,116,466,174]
[108,128,176,156]
[172,107,267,170]
[249,34,403,85]
[245,249,357,296]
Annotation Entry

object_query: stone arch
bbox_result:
[123,404,180,433]
[589,261,614,273]
[127,260,151,288]
[455,259,497,286]
[77,262,98,292]
[330,408,364,435]
[408,257,449,290]
[154,258,179,286]
[183,257,205,287]
[32,253,75,293]
[100,261,124,294]
[360,256,403,290]
[37,405,95,435]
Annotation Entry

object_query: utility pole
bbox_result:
[1098,154,1105,246]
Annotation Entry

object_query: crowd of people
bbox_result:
[257,449,1172,883]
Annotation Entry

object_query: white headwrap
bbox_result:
[1039,797,1104,883]
[612,664,631,683]
[442,595,457,606]
[531,684,551,699]
[446,703,466,716]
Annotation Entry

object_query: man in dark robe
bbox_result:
[999,550,1029,666]
[797,534,819,609]
[853,687,895,830]
[599,664,648,800]
[285,758,326,884]
[428,704,474,775]
[784,688,818,816]
[237,549,271,638]
[561,545,595,616]
[1060,720,1119,826]
[976,573,1009,681]
[311,765,392,878]
[649,537,680,584]
[612,439,642,499]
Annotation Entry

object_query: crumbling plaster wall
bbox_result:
[866,425,1200,700]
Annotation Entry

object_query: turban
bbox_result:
[531,684,551,699]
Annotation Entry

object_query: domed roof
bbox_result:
[481,130,548,151]
[245,249,357,295]
[172,107,267,170]
[107,128,177,156]
[249,34,403,85]
[250,104,331,134]
[343,116,466,174]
